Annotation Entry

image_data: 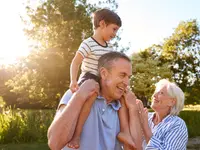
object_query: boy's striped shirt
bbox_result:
[78,37,113,76]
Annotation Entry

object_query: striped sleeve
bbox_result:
[146,119,188,150]
[78,40,91,58]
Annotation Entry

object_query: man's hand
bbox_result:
[69,80,79,93]
[77,79,100,100]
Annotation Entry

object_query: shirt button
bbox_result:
[102,109,105,112]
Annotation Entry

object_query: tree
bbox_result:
[0,65,19,107]
[161,19,200,104]
[130,47,173,106]
[4,0,120,108]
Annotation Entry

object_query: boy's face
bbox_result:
[101,22,120,41]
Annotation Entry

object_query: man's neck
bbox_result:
[153,109,170,125]
[100,88,115,104]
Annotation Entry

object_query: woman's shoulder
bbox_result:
[148,112,155,118]
[168,115,187,129]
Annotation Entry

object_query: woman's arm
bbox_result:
[137,100,152,143]
[145,119,188,150]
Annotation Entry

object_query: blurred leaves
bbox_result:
[1,0,120,108]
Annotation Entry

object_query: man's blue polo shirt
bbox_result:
[58,90,123,150]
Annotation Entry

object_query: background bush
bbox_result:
[0,107,55,144]
[0,106,199,144]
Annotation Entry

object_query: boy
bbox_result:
[67,8,135,149]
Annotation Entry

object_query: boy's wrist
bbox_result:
[71,79,77,83]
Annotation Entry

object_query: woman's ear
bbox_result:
[169,98,176,107]
[99,67,108,80]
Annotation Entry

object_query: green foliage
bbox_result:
[0,107,199,145]
[161,19,200,98]
[180,110,200,137]
[2,0,120,108]
[0,143,49,150]
[0,65,19,107]
[0,107,55,144]
[2,2,199,107]
[11,0,94,107]
[184,85,200,104]
[0,96,5,107]
[130,48,173,103]
[132,19,200,104]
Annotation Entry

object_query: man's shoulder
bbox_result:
[58,90,73,108]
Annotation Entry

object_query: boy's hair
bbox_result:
[98,51,131,72]
[92,8,122,29]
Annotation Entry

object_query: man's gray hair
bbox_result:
[155,79,185,115]
[98,51,131,72]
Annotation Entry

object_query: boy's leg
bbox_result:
[117,97,136,149]
[124,145,137,150]
[67,92,97,149]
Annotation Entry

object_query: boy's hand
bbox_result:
[78,79,100,100]
[69,81,79,93]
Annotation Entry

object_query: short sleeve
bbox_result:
[57,89,73,109]
[78,40,91,58]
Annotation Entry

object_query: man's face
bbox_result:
[101,58,132,101]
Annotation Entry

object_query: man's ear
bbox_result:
[99,67,108,79]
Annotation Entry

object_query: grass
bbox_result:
[183,104,200,111]
[0,143,49,150]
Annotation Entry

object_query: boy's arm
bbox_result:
[70,52,84,82]
[129,107,143,150]
[70,52,84,91]
[124,91,143,150]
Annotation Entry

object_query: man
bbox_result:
[47,51,142,150]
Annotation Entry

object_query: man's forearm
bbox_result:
[129,108,143,150]
[48,93,86,150]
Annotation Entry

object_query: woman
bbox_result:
[135,79,188,150]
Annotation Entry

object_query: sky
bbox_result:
[0,0,200,64]
[117,0,200,55]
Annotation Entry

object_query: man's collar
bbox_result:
[97,96,121,111]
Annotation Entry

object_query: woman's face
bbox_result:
[151,85,175,112]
